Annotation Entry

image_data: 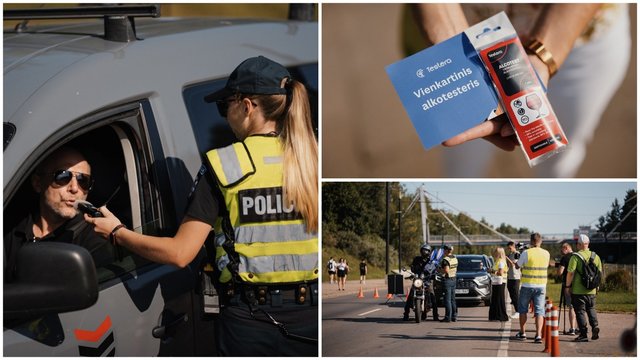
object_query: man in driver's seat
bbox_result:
[4,146,114,282]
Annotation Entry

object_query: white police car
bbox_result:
[3,4,317,356]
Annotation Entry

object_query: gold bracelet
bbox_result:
[525,39,558,78]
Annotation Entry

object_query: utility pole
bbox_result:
[385,183,390,275]
[397,190,402,271]
[420,185,430,245]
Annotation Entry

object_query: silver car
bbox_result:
[4,5,317,356]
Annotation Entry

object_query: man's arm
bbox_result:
[557,262,565,277]
[515,251,526,270]
[565,270,575,296]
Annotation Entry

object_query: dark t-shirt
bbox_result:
[184,164,223,228]
[4,213,115,282]
[560,252,573,283]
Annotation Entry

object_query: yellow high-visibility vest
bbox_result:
[492,259,506,282]
[206,135,318,284]
[521,247,549,286]
[443,255,458,278]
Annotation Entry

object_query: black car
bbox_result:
[435,254,494,306]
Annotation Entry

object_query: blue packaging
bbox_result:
[385,33,500,150]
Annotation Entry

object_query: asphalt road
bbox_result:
[322,279,636,357]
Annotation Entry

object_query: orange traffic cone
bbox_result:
[386,293,393,300]
[357,286,364,298]
[543,299,553,353]
[550,306,560,357]
[373,288,380,298]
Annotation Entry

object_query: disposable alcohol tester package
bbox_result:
[386,11,568,166]
[385,31,499,150]
[465,12,568,167]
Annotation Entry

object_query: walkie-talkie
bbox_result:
[74,200,104,217]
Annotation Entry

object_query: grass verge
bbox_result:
[546,282,636,313]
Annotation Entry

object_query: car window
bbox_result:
[458,257,485,272]
[182,63,319,155]
[3,104,172,285]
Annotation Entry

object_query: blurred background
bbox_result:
[3,3,317,25]
[322,3,636,178]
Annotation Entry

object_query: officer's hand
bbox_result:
[84,206,123,240]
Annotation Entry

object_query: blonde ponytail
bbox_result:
[280,81,318,233]
[249,80,318,233]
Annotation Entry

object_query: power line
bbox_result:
[424,190,512,242]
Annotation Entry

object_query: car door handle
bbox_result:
[152,312,188,339]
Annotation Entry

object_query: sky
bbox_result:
[401,181,636,235]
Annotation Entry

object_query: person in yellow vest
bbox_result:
[565,234,602,342]
[439,244,458,322]
[514,233,550,343]
[85,56,318,356]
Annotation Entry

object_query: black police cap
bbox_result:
[204,55,290,103]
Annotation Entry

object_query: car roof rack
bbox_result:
[3,4,161,43]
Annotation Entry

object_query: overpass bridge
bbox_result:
[426,232,638,247]
[425,233,637,264]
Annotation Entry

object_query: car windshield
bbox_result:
[457,257,485,272]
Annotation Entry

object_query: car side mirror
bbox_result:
[4,242,99,320]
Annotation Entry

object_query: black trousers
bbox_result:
[571,294,599,336]
[489,283,509,321]
[507,279,520,312]
[216,300,317,356]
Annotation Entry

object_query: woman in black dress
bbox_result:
[489,247,509,321]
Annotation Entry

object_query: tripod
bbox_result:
[559,286,567,334]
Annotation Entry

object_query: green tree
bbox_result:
[322,182,387,236]
[620,189,637,233]
[606,198,622,231]
[595,189,636,235]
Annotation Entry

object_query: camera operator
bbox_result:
[505,241,521,318]
[557,241,578,335]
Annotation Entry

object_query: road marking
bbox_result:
[358,308,382,317]
[497,319,512,357]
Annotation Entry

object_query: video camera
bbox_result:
[553,257,562,268]
[514,242,528,259]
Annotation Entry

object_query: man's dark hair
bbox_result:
[33,146,89,176]
[530,232,542,244]
[507,241,515,247]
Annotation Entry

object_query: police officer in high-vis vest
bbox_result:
[439,244,458,322]
[515,233,550,344]
[86,56,319,356]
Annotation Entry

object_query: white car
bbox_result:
[4,4,317,356]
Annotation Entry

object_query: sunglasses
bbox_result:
[49,169,94,191]
[215,97,258,118]
[215,97,237,118]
